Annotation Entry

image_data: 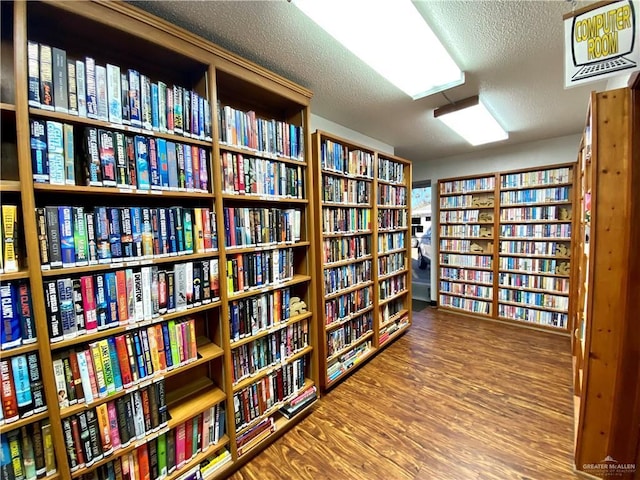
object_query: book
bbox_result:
[30,119,48,183]
[104,271,119,327]
[0,283,20,350]
[107,64,122,124]
[151,82,160,131]
[121,73,130,125]
[42,421,57,475]
[58,206,76,268]
[80,275,98,332]
[98,129,117,186]
[45,206,62,268]
[114,132,128,187]
[128,69,141,127]
[27,41,41,107]
[84,127,102,186]
[57,277,76,339]
[52,47,68,113]
[135,135,150,190]
[44,280,63,342]
[141,74,152,131]
[67,59,78,115]
[63,123,75,184]
[149,138,160,189]
[36,207,50,269]
[52,358,69,408]
[46,120,65,185]
[76,60,87,117]
[72,279,86,335]
[17,281,36,345]
[70,417,85,468]
[61,354,76,405]
[85,57,98,118]
[67,350,84,405]
[96,64,108,121]
[39,44,54,110]
[11,354,33,418]
[95,403,113,455]
[72,206,89,266]
[157,138,169,189]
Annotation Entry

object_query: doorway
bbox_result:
[411,181,431,302]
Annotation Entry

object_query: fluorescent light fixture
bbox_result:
[434,96,508,146]
[291,0,464,99]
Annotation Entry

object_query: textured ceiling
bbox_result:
[130,0,608,164]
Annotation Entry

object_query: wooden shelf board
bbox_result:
[377,247,408,257]
[0,410,49,435]
[33,182,212,198]
[0,270,30,281]
[499,219,572,224]
[440,277,493,287]
[324,280,374,300]
[30,107,213,147]
[500,200,572,208]
[440,249,493,255]
[439,264,493,272]
[499,237,571,242]
[230,312,313,349]
[221,192,308,204]
[379,309,410,331]
[0,180,21,192]
[377,178,406,187]
[41,251,219,278]
[52,300,221,351]
[232,345,313,392]
[219,143,306,166]
[439,188,495,197]
[228,274,311,301]
[378,290,409,307]
[225,240,310,255]
[499,268,570,278]
[379,322,410,347]
[166,437,230,480]
[440,291,493,302]
[378,267,408,281]
[164,338,224,381]
[325,305,374,332]
[320,168,373,182]
[322,201,371,208]
[326,330,374,363]
[325,348,375,388]
[498,300,568,314]
[438,304,492,318]
[0,102,16,112]
[323,255,372,270]
[167,382,226,423]
[322,230,372,238]
[0,342,40,357]
[499,182,573,192]
[498,284,570,297]
[499,252,571,260]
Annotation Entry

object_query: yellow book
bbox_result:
[147,326,161,373]
[193,207,204,252]
[2,205,18,272]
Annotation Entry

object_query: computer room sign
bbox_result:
[564,0,639,87]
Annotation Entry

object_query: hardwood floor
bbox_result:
[228,307,579,480]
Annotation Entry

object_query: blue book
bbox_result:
[98,129,117,186]
[199,148,208,193]
[107,337,123,391]
[47,121,65,185]
[58,206,76,267]
[168,208,177,255]
[16,281,36,345]
[166,272,175,312]
[230,301,239,341]
[94,207,111,263]
[183,144,193,190]
[191,91,199,137]
[132,331,146,379]
[57,277,76,339]
[151,83,160,131]
[85,57,98,119]
[104,271,118,326]
[130,207,143,258]
[149,138,160,189]
[128,69,141,127]
[134,136,150,190]
[30,119,48,183]
[158,208,169,256]
[174,207,184,254]
[156,139,169,189]
[11,354,33,416]
[108,208,123,260]
[0,283,21,349]
[198,95,205,139]
[95,273,108,329]
[166,142,178,190]
[160,322,173,369]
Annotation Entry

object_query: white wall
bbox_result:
[310,114,394,154]
[413,133,582,301]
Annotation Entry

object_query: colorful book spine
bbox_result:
[85,57,98,118]
[63,123,75,185]
[96,64,108,121]
[106,63,122,124]
[58,206,75,268]
[39,44,54,110]
[46,121,64,185]
[30,119,48,182]
[27,41,41,107]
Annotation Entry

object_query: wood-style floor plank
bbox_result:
[228,307,579,480]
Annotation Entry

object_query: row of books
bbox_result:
[221,152,304,198]
[440,193,493,209]
[440,225,492,238]
[235,418,275,458]
[500,223,571,239]
[440,282,493,299]
[379,274,406,301]
[230,320,309,385]
[440,177,495,195]
[44,260,220,342]
[440,210,488,224]
[78,412,227,480]
[380,298,405,324]
[223,207,302,248]
[440,253,492,269]
[440,239,492,254]
[498,289,569,311]
[439,294,491,315]
[377,184,407,207]
[217,104,304,161]
[498,272,569,293]
[1,353,46,424]
[37,205,217,270]
[440,267,493,285]
[278,384,318,420]
[53,319,198,407]
[233,359,306,430]
[0,421,57,479]
[498,257,569,275]
[322,235,370,265]
[226,249,294,294]
[326,341,371,382]
[326,313,372,357]
[377,158,405,184]
[323,260,372,296]
[500,240,571,256]
[497,304,567,328]
[325,286,372,327]
[378,232,406,253]
[500,187,571,205]
[322,176,370,205]
[500,168,572,189]
[378,209,407,229]
[378,253,405,276]
[1,205,19,274]
[322,208,371,234]
[32,122,210,192]
[1,281,36,350]
[500,205,572,222]
[379,316,409,345]
[28,42,213,139]
[229,288,292,342]
[320,140,374,179]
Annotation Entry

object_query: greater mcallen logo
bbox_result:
[583,456,636,476]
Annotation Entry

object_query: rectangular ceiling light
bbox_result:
[292,0,464,100]
[434,96,508,146]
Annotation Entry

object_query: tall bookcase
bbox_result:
[1,1,319,479]
[311,131,412,390]
[437,163,576,334]
[571,86,640,476]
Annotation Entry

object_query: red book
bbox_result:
[202,208,212,251]
[191,145,200,190]
[81,275,98,331]
[68,351,85,404]
[0,359,18,422]
[107,401,122,451]
[237,154,245,193]
[114,335,133,388]
[116,270,128,323]
[175,422,186,468]
[155,324,166,371]
[184,418,193,462]
[166,88,174,133]
[95,403,113,454]
[233,153,241,192]
[228,208,236,247]
[136,443,150,480]
[70,416,86,466]
[141,387,152,433]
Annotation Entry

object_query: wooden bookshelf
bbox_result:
[571,86,640,476]
[4,0,319,478]
[437,163,576,333]
[311,131,411,390]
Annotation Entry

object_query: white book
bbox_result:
[76,350,94,404]
[133,271,144,322]
[185,261,193,307]
[95,64,108,121]
[174,263,187,311]
[106,64,122,124]
[52,358,69,408]
[141,267,152,321]
[132,391,146,439]
[76,60,87,117]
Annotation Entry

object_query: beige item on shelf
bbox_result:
[555,261,570,275]
[470,243,484,253]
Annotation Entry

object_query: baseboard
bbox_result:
[430,300,437,306]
